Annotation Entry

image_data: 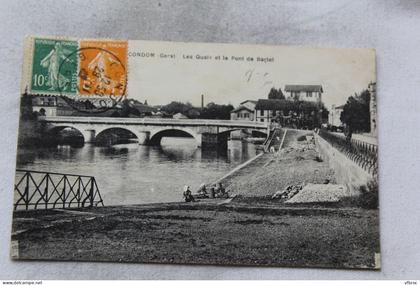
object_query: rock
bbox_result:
[271,190,286,199]
[285,183,347,203]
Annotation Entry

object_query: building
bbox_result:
[284,85,323,103]
[368,82,377,136]
[173,112,188,119]
[230,100,257,139]
[126,99,157,117]
[230,100,256,121]
[29,95,140,117]
[254,99,323,129]
[239,100,257,111]
[254,99,286,123]
[230,106,254,121]
[31,95,59,116]
[328,104,344,128]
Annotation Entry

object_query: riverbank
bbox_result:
[12,201,379,269]
[11,128,380,269]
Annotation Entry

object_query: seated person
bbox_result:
[196,183,209,198]
[214,182,228,198]
[197,183,207,194]
[209,185,216,198]
[183,185,195,202]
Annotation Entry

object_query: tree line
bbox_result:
[340,89,371,133]
[161,101,233,119]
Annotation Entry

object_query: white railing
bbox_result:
[41,116,268,129]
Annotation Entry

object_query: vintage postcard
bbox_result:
[12,36,379,269]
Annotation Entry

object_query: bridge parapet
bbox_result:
[42,116,268,129]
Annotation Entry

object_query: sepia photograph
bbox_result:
[11,36,379,269]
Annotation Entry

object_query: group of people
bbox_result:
[182,182,228,202]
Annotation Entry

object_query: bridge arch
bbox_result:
[45,125,87,145]
[95,126,138,137]
[149,128,200,146]
[95,127,139,146]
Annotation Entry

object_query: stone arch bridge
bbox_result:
[41,116,268,149]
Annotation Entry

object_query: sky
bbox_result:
[127,40,375,110]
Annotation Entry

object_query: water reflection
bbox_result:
[16,137,258,205]
[159,137,199,161]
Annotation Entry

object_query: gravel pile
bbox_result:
[285,183,348,203]
[271,183,304,200]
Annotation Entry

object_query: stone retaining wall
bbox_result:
[315,133,373,196]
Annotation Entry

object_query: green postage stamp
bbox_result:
[30,38,78,95]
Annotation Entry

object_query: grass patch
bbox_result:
[339,180,379,209]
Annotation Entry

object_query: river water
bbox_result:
[16,138,259,205]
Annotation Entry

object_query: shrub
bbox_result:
[297,135,307,141]
[314,156,323,162]
[357,180,379,209]
[338,179,379,209]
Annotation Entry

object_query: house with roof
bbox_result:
[29,95,84,116]
[126,99,157,117]
[254,99,291,123]
[328,104,344,129]
[31,95,59,116]
[239,100,257,111]
[173,112,189,119]
[254,99,323,129]
[230,100,257,121]
[284,85,323,103]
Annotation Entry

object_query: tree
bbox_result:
[20,93,34,120]
[161,101,193,115]
[340,90,370,132]
[119,99,141,117]
[200,102,234,119]
[267,87,285,100]
[321,104,329,122]
[83,100,95,109]
[278,88,285,99]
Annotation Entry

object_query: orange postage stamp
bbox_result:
[78,40,128,97]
